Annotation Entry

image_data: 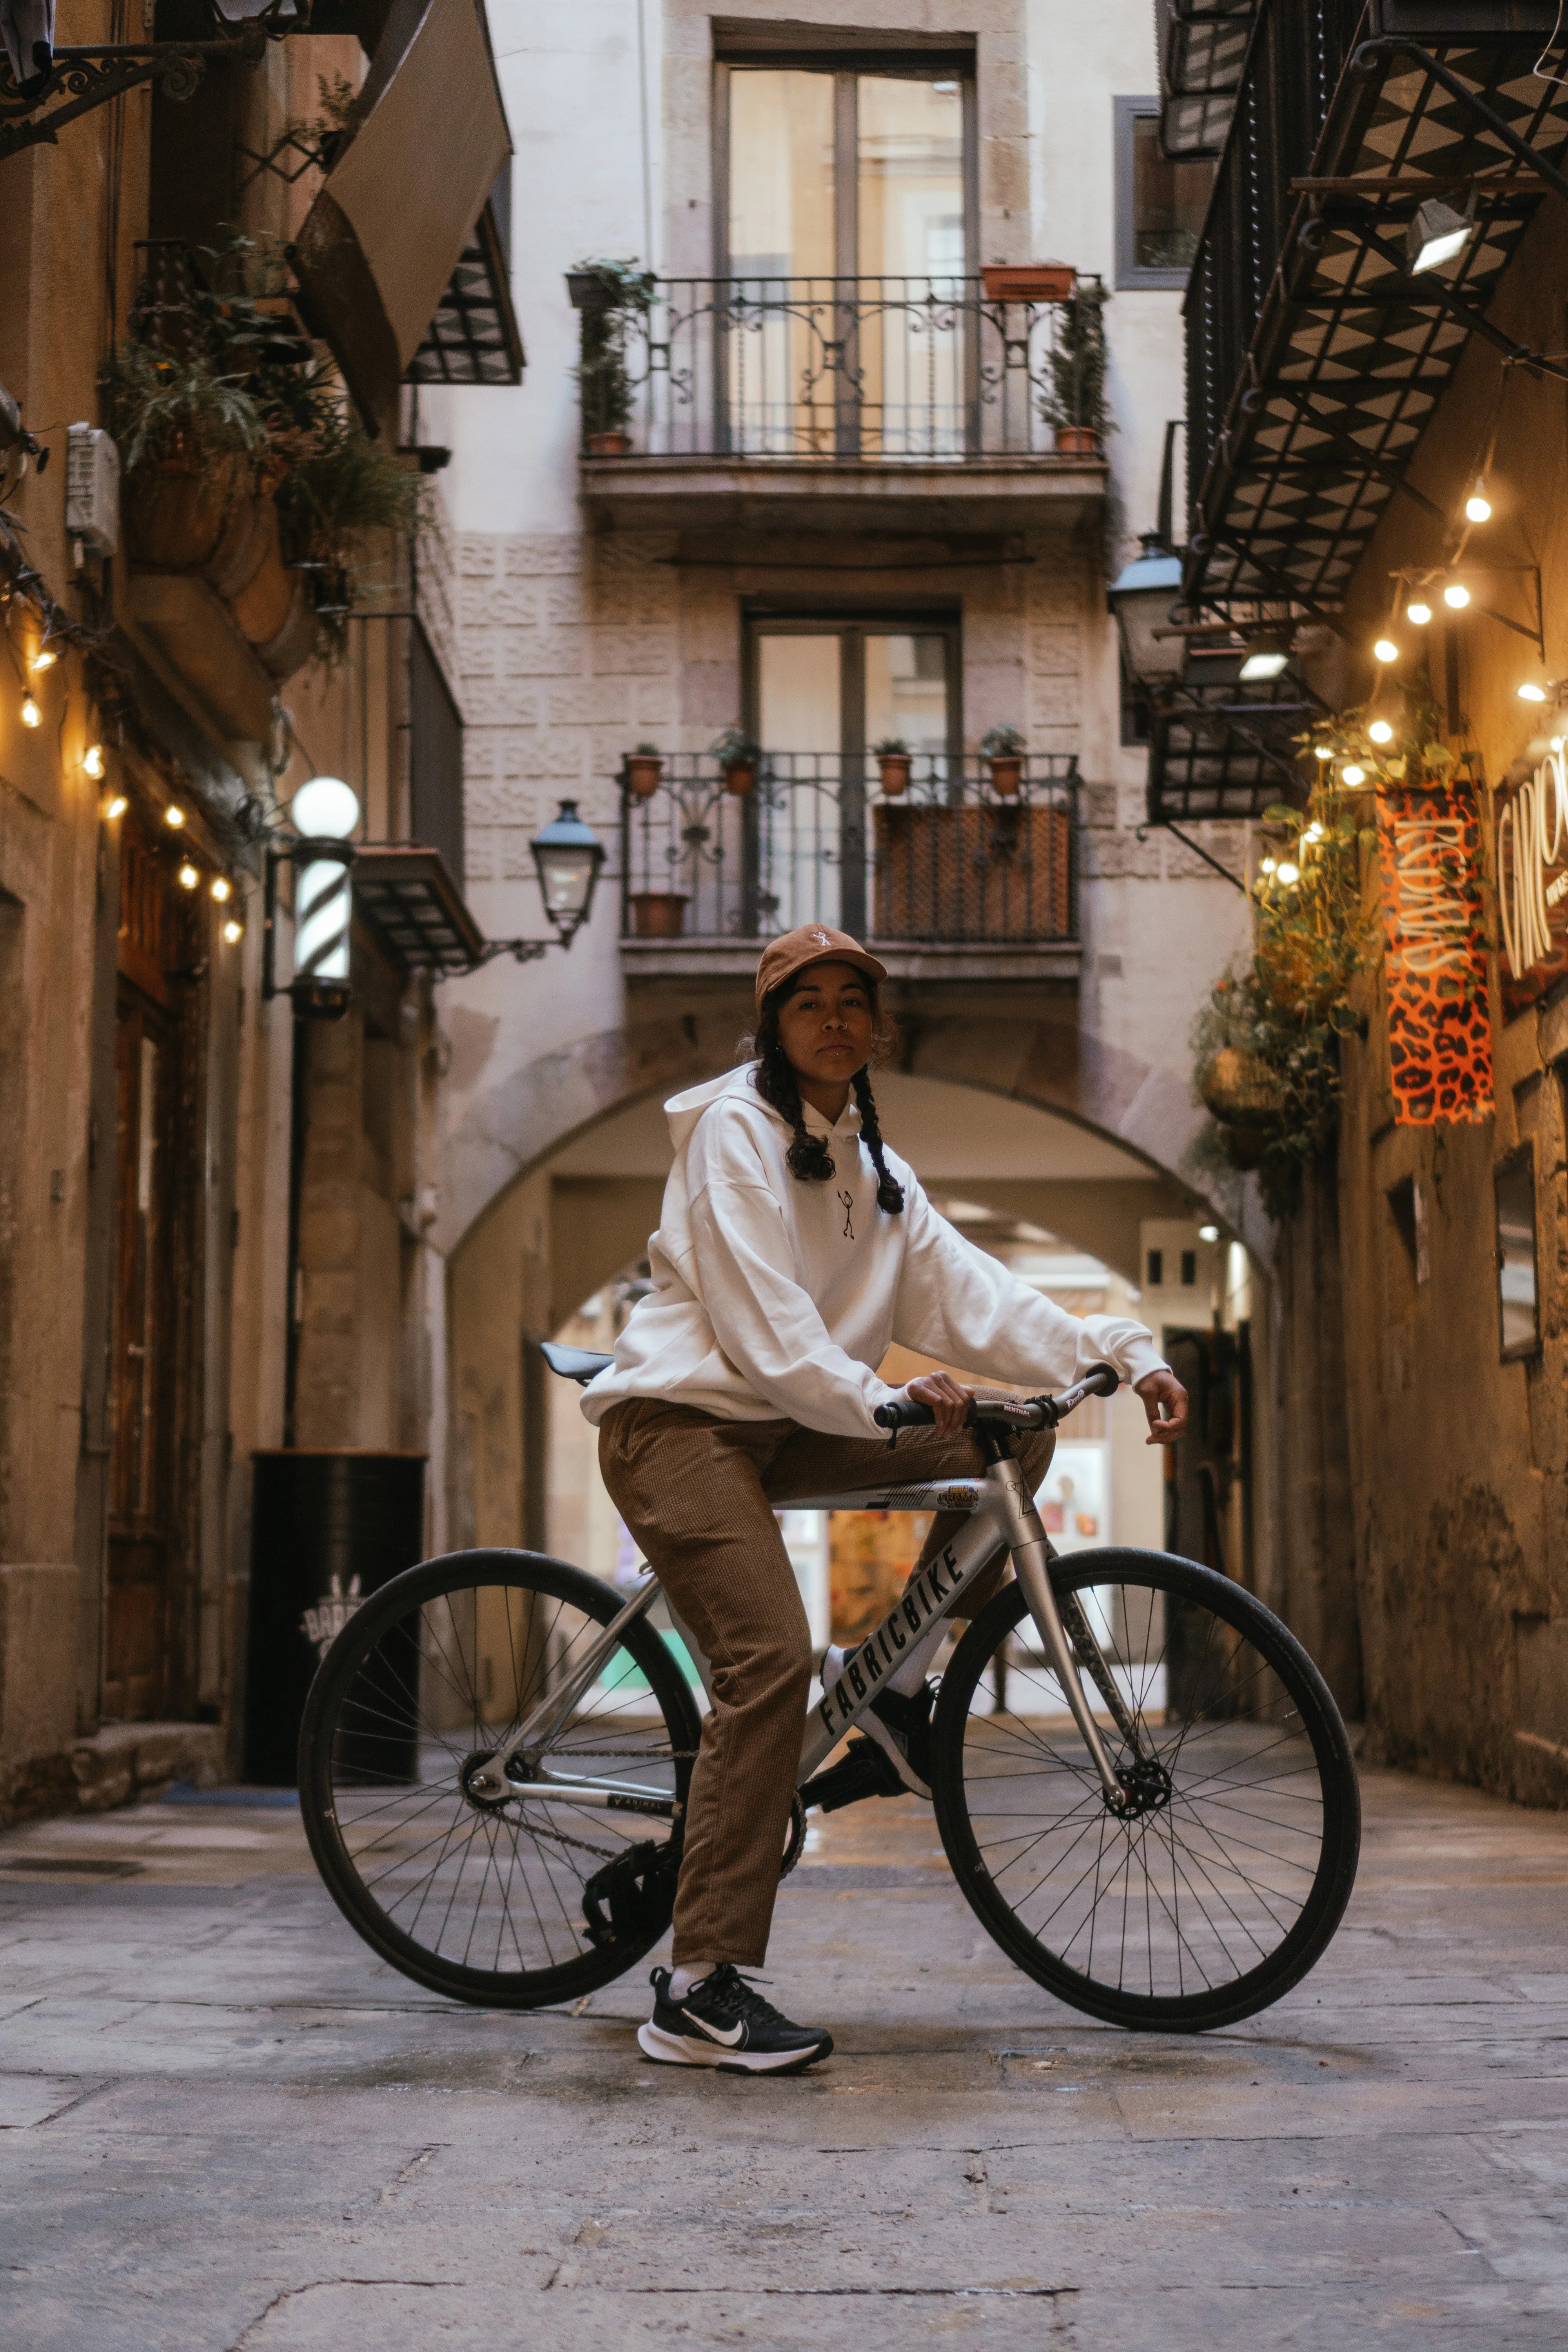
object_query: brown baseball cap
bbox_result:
[755,924,887,1017]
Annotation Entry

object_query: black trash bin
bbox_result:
[245,1450,427,1787]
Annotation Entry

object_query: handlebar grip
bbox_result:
[873,1398,936,1430]
[1082,1363,1121,1399]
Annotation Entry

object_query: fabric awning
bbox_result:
[293,0,510,432]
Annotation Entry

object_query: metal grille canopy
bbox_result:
[352,848,485,973]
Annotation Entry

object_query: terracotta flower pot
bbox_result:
[252,578,320,684]
[624,754,663,796]
[225,496,295,650]
[629,891,688,938]
[722,764,756,798]
[877,754,911,796]
[585,430,632,457]
[982,263,1076,304]
[987,755,1023,798]
[1053,424,1102,456]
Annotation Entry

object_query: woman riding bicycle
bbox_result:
[583,924,1189,2074]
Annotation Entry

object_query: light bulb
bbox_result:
[1406,599,1432,626]
[1443,582,1470,610]
[1517,682,1548,703]
[1374,638,1399,664]
[83,744,105,779]
[1260,855,1277,873]
[105,794,128,820]
[211,875,232,902]
[20,693,40,728]
[1465,481,1492,523]
[30,648,56,673]
[1304,821,1324,840]
[1277,861,1300,884]
[1368,719,1394,744]
[165,803,185,827]
[1342,763,1367,786]
[1314,744,1334,760]
[1198,1224,1220,1242]
[1553,737,1565,753]
[222,918,244,945]
[177,860,200,891]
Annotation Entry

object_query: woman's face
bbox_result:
[775,963,876,1095]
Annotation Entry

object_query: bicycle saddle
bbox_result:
[540,1341,613,1385]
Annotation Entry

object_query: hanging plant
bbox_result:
[570,257,654,453]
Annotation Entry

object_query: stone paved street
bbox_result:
[0,1761,1565,2351]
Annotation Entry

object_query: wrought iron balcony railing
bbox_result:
[620,754,1079,947]
[575,275,1103,463]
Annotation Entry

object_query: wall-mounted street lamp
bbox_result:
[478,799,606,964]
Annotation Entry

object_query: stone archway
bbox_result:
[437,1007,1268,1271]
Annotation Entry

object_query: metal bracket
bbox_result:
[0,12,294,162]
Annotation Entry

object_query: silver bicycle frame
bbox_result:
[469,1452,1128,1814]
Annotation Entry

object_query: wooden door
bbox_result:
[105,984,177,1719]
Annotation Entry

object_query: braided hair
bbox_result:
[745,978,906,1215]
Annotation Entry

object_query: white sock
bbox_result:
[670,1963,716,1999]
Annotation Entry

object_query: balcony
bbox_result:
[574,274,1106,538]
[619,753,1080,985]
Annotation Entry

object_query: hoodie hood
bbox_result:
[664,1064,758,1153]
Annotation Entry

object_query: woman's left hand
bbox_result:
[904,1370,975,1434]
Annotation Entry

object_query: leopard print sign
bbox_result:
[1374,785,1492,1125]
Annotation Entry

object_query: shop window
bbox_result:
[1113,98,1216,290]
[1494,1149,1540,1359]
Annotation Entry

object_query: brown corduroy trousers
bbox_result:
[597,1399,1053,1968]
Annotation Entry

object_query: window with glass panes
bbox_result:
[1113,96,1216,290]
[716,54,976,455]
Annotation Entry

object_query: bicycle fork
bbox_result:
[990,1457,1132,1811]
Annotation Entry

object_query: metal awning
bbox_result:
[1161,0,1256,159]
[1183,10,1568,623]
[405,189,524,386]
[292,0,510,432]
[1147,675,1318,822]
[353,847,486,972]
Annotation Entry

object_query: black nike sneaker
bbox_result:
[637,1965,834,2074]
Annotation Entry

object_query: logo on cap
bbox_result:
[810,928,830,945]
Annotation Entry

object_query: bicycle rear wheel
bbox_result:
[298,1548,702,2008]
[931,1548,1359,2031]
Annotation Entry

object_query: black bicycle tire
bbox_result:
[298,1546,703,2010]
[930,1548,1361,2032]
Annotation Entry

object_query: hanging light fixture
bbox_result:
[1368,719,1394,744]
[1341,763,1367,786]
[177,860,200,891]
[1406,193,1476,275]
[20,692,40,728]
[530,800,606,946]
[210,875,233,903]
[29,646,56,673]
[1517,681,1548,704]
[105,794,128,820]
[1314,743,1334,761]
[83,744,105,778]
[1238,629,1290,683]
[1276,860,1300,884]
[223,917,244,945]
[165,802,186,827]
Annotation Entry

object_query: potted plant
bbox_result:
[628,891,690,937]
[710,726,760,797]
[981,263,1076,305]
[980,724,1027,797]
[568,258,654,457]
[624,742,663,796]
[873,737,912,795]
[1041,280,1111,456]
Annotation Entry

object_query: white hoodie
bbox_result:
[581,1066,1169,1440]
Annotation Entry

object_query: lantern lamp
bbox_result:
[530,800,605,947]
[1107,535,1187,689]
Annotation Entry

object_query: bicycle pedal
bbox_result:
[800,1736,906,1815]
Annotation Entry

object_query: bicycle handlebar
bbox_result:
[872,1363,1120,1436]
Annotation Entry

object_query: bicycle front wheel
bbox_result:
[298,1548,702,2009]
[931,1548,1359,2031]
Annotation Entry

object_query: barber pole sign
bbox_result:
[1373,784,1492,1124]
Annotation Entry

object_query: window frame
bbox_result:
[1494,1144,1542,1363]
[1114,94,1208,292]
[714,57,978,286]
[742,608,963,764]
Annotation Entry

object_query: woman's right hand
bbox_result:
[903,1370,975,1434]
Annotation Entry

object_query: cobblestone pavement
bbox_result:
[0,1760,1564,2351]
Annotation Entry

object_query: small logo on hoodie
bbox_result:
[837,1189,855,1240]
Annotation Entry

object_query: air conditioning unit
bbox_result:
[66,424,120,556]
